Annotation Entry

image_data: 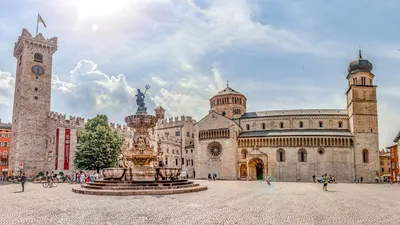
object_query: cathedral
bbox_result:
[9,29,380,183]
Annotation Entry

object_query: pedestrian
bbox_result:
[20,173,27,192]
[265,174,271,185]
[213,173,217,181]
[312,175,316,183]
[390,176,393,185]
[360,177,363,183]
[323,173,328,191]
[208,173,211,181]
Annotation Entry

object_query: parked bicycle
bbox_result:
[42,179,58,188]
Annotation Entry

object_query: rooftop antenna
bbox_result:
[358,47,362,59]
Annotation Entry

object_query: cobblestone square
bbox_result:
[1,180,400,225]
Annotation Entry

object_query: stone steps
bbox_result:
[72,185,208,196]
[81,183,200,190]
[88,181,194,187]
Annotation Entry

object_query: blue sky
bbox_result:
[1,0,400,148]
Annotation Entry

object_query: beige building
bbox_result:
[9,29,380,182]
[194,50,380,183]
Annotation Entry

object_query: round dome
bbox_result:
[348,50,373,73]
[213,86,245,98]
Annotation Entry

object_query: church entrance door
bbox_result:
[256,163,263,180]
[248,158,264,180]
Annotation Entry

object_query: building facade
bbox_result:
[0,120,12,176]
[194,50,380,183]
[9,29,380,182]
[8,29,194,177]
[387,145,398,182]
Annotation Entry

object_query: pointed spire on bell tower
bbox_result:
[358,47,362,59]
[226,80,229,88]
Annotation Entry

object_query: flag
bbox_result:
[38,14,47,28]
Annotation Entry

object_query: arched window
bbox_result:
[246,124,250,131]
[338,121,342,128]
[241,149,247,159]
[34,53,43,63]
[319,121,323,128]
[299,121,303,128]
[262,123,266,130]
[298,149,307,162]
[362,149,369,163]
[280,122,284,128]
[277,149,285,162]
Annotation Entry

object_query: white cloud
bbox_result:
[0,71,14,105]
[151,77,168,86]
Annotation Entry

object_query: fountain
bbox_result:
[72,85,207,196]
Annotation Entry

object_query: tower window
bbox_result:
[34,53,43,63]
[299,121,303,128]
[246,124,250,131]
[262,123,266,130]
[34,96,38,100]
[319,121,323,128]
[280,122,284,129]
[338,121,342,128]
[19,55,22,66]
[362,149,369,163]
[35,87,38,91]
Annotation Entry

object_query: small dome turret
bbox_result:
[348,50,373,73]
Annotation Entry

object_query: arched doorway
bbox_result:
[240,164,247,178]
[248,158,264,180]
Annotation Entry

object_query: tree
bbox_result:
[74,114,123,172]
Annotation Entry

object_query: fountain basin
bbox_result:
[103,168,126,180]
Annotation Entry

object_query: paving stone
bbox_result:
[0,181,399,225]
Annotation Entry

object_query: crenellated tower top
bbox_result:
[13,28,57,58]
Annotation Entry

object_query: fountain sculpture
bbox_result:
[72,85,207,195]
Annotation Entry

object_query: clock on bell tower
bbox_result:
[9,29,58,175]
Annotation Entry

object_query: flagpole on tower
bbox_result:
[36,14,39,36]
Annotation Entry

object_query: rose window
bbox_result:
[209,143,222,157]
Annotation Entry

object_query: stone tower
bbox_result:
[209,84,246,119]
[155,106,165,120]
[346,50,379,182]
[9,29,57,175]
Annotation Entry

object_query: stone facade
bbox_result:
[8,29,195,176]
[9,29,380,182]
[194,51,380,183]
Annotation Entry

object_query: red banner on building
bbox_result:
[64,129,70,170]
[55,128,59,170]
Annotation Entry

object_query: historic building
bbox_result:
[9,28,380,182]
[194,50,380,183]
[379,150,391,181]
[8,29,194,177]
[0,119,12,176]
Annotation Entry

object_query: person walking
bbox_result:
[20,173,27,192]
[208,173,211,181]
[323,173,328,191]
[312,175,316,183]
[266,174,271,185]
[360,177,363,183]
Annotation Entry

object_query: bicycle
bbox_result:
[42,179,58,188]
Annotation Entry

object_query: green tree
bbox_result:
[74,114,123,172]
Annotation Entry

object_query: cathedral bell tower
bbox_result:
[9,29,57,175]
[346,50,379,182]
